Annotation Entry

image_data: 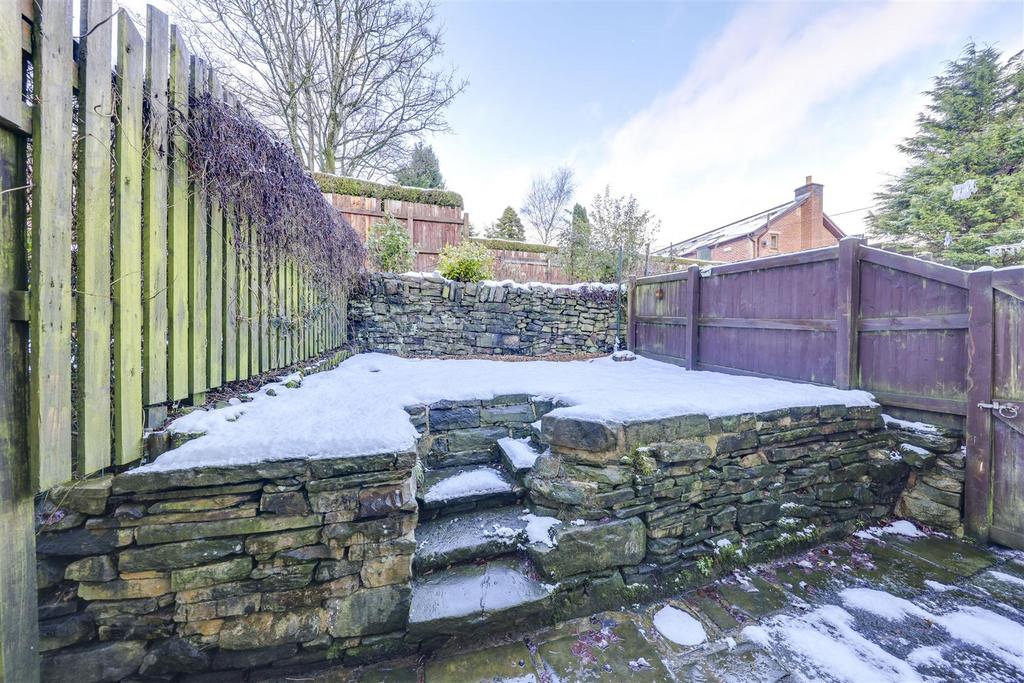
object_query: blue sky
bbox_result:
[127,0,1023,246]
[420,1,1024,244]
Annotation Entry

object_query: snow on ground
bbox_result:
[743,605,926,683]
[839,588,931,621]
[149,352,876,472]
[854,520,926,541]
[497,437,543,469]
[653,605,707,646]
[423,468,510,503]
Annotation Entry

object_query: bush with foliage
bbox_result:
[367,214,416,273]
[437,242,494,282]
[314,172,463,208]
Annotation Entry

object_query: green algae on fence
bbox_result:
[112,13,145,466]
[77,0,115,475]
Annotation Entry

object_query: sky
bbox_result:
[122,0,1023,246]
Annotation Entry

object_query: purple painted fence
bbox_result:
[629,237,1024,546]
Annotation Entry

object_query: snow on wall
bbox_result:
[148,353,876,473]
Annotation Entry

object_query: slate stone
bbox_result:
[36,527,130,556]
[424,642,539,683]
[40,639,147,683]
[64,555,117,582]
[119,538,244,571]
[38,613,95,652]
[134,514,321,545]
[529,518,646,580]
[138,638,211,675]
[259,491,311,515]
[544,415,619,452]
[170,557,253,591]
[219,607,327,649]
[326,584,411,637]
[429,407,480,431]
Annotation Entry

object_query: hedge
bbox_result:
[469,237,558,254]
[314,172,464,208]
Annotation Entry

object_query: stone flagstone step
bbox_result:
[414,506,530,573]
[497,436,545,479]
[419,465,520,515]
[408,556,553,637]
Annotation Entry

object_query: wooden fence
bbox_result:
[325,191,467,272]
[0,5,349,672]
[629,237,1024,547]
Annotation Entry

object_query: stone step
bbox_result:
[529,418,544,446]
[408,556,553,637]
[497,436,545,480]
[418,465,520,517]
[414,506,530,573]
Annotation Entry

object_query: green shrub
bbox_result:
[367,214,416,273]
[314,173,463,208]
[469,237,558,254]
[437,242,494,282]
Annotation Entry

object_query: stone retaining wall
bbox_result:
[889,420,965,534]
[525,404,909,586]
[36,452,417,681]
[348,273,623,357]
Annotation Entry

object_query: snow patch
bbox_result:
[839,588,931,621]
[854,520,926,540]
[497,436,543,470]
[987,570,1024,588]
[653,605,707,646]
[147,353,877,472]
[423,468,510,503]
[882,415,939,435]
[521,514,561,547]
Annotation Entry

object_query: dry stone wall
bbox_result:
[348,273,624,357]
[36,452,418,680]
[525,404,910,586]
[36,398,950,678]
[889,419,965,534]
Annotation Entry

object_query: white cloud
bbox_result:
[580,0,1009,245]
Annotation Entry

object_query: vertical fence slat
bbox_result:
[167,26,190,400]
[248,219,258,374]
[206,74,223,389]
[0,44,40,679]
[258,232,269,372]
[965,268,995,541]
[237,217,250,378]
[835,237,863,389]
[112,11,144,465]
[188,57,209,399]
[268,253,278,369]
[76,0,114,475]
[224,205,238,382]
[684,265,700,370]
[29,0,74,488]
[142,6,169,408]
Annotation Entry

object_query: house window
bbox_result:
[769,233,780,250]
[697,247,711,260]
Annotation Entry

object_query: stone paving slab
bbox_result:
[341,522,1024,683]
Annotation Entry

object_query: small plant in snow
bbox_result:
[437,241,494,282]
[367,213,416,273]
[696,555,714,577]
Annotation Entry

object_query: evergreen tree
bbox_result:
[557,203,599,281]
[870,44,1024,267]
[486,207,526,241]
[393,142,445,189]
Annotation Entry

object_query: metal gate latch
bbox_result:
[977,401,1020,419]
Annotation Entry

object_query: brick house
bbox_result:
[654,177,845,263]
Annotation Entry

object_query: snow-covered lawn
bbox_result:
[148,352,876,472]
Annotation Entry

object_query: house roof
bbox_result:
[655,197,807,256]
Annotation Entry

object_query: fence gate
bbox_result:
[967,267,1024,549]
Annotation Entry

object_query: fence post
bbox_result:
[964,267,994,542]
[627,276,636,350]
[685,264,701,370]
[835,237,864,389]
[0,101,41,683]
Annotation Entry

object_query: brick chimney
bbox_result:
[795,175,823,250]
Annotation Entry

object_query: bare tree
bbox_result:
[171,0,466,178]
[521,167,574,244]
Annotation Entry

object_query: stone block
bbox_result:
[64,555,117,582]
[481,404,535,424]
[170,557,253,591]
[528,518,646,580]
[429,407,480,431]
[218,608,327,650]
[544,415,620,453]
[326,585,411,637]
[119,538,244,572]
[259,491,311,515]
[135,514,321,545]
[41,640,147,683]
[77,577,171,601]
